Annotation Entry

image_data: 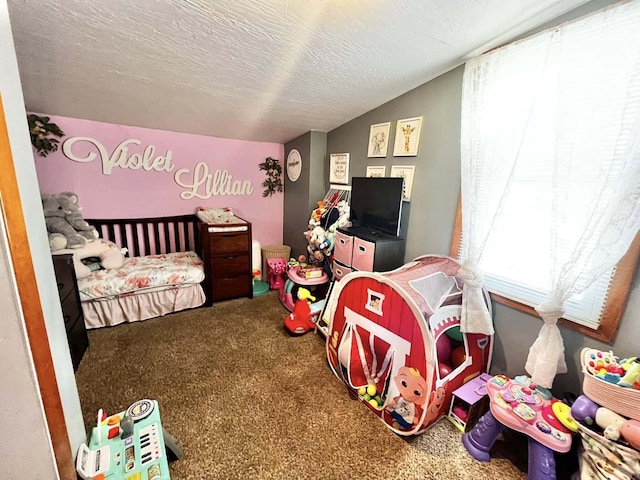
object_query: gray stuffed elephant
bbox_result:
[41,193,98,251]
[56,192,99,238]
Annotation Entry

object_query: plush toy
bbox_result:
[56,192,99,240]
[335,200,350,229]
[54,239,126,279]
[310,226,325,246]
[42,193,97,251]
[385,366,428,430]
[309,201,327,228]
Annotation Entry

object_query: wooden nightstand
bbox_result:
[52,253,88,371]
[198,218,253,303]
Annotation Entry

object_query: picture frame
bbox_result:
[393,116,423,156]
[329,153,349,184]
[366,165,386,178]
[367,122,391,158]
[365,289,385,316]
[390,165,416,202]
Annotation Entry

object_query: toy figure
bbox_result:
[423,384,448,427]
[284,287,317,335]
[386,366,428,430]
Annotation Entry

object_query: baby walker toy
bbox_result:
[279,263,330,312]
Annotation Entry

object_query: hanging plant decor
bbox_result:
[258,156,284,197]
[27,114,65,157]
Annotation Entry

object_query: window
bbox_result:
[454,1,640,343]
[451,198,640,342]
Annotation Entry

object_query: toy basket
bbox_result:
[581,347,640,421]
[261,245,291,280]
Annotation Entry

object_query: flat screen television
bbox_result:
[349,177,404,236]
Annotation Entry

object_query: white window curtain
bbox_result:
[460,0,640,387]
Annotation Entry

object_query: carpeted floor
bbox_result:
[75,291,530,479]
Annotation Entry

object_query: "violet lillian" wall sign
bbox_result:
[62,136,253,199]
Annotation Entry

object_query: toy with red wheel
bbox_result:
[284,287,317,335]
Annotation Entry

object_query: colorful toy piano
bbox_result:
[76,399,180,480]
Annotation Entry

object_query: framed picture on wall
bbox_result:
[366,165,386,177]
[329,153,350,184]
[367,122,391,158]
[390,165,416,202]
[393,116,423,156]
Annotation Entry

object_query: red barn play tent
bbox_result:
[326,255,493,436]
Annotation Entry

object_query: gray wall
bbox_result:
[284,131,327,259]
[326,0,636,397]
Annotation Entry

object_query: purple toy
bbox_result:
[570,394,598,426]
[463,410,557,480]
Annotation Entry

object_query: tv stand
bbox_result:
[343,225,390,240]
[333,226,405,278]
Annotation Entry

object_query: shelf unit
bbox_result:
[333,226,406,277]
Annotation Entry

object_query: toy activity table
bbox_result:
[462,375,572,480]
[77,399,182,480]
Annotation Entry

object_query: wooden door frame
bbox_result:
[0,96,75,477]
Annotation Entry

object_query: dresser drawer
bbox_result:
[212,275,251,300]
[211,255,251,277]
[199,217,253,303]
[61,292,81,330]
[53,256,75,301]
[352,237,376,272]
[66,315,89,371]
[334,230,354,267]
[209,232,250,254]
[52,252,88,371]
[333,260,353,281]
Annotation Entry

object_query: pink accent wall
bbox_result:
[34,115,284,247]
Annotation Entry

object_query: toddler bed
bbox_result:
[79,215,206,329]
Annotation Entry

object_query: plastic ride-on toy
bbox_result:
[284,287,317,335]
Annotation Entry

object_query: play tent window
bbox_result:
[451,1,640,342]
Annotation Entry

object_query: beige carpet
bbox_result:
[75,291,529,479]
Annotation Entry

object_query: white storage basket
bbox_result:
[581,347,640,421]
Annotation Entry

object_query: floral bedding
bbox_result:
[78,251,205,301]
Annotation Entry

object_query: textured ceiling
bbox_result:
[8,0,589,143]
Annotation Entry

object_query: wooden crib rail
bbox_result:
[86,215,201,257]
